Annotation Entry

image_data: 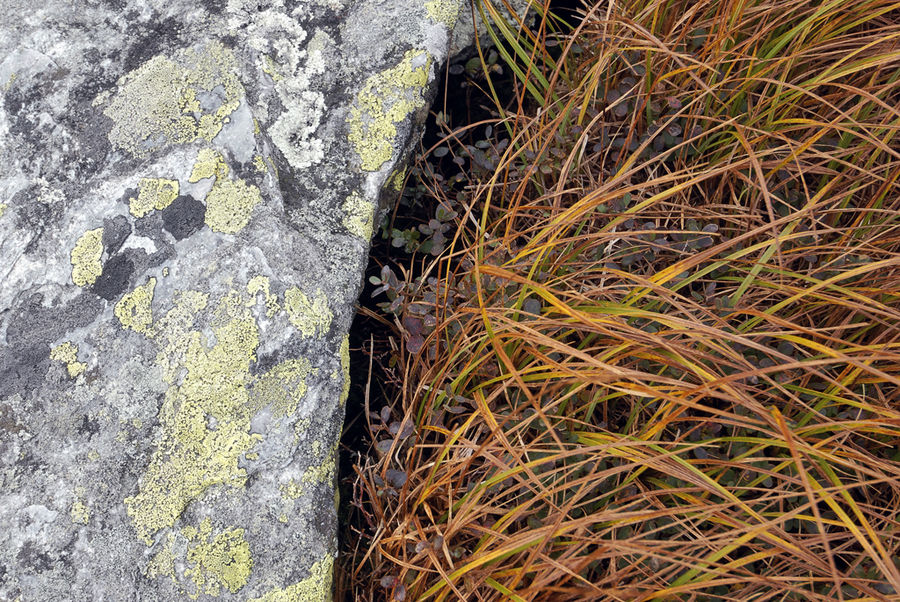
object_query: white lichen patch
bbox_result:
[227,3,329,171]
[50,342,87,379]
[100,41,244,158]
[347,49,432,171]
[284,287,332,338]
[115,278,156,335]
[248,555,333,602]
[341,191,374,240]
[129,178,179,218]
[70,227,104,287]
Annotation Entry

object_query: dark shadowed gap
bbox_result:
[335,2,587,598]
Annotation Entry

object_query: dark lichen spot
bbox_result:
[122,17,183,74]
[92,253,135,301]
[17,542,52,574]
[78,414,101,438]
[0,346,51,398]
[160,195,205,240]
[102,215,132,255]
[0,404,25,435]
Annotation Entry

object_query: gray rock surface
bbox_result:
[0,0,492,599]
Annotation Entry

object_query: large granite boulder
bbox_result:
[0,1,492,599]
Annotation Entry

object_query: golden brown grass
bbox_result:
[344,0,900,599]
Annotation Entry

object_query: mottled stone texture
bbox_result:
[0,0,481,599]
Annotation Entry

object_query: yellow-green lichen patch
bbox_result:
[126,284,315,546]
[347,50,433,171]
[249,555,334,602]
[115,277,156,335]
[124,292,262,544]
[246,275,280,317]
[302,441,337,487]
[425,0,462,27]
[130,178,179,218]
[339,335,350,406]
[204,178,262,234]
[0,202,7,217]
[70,488,90,525]
[145,533,177,583]
[153,290,211,385]
[284,287,332,338]
[189,148,229,183]
[388,167,407,192]
[261,55,284,82]
[249,359,312,418]
[341,191,374,241]
[252,154,269,174]
[50,342,87,379]
[280,480,304,500]
[70,227,104,287]
[183,519,253,599]
[101,41,243,157]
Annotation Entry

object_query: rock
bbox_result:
[0,1,471,599]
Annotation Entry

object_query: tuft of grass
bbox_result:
[347,0,900,599]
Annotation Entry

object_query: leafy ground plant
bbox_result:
[344,0,900,599]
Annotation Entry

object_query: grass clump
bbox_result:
[345,0,900,599]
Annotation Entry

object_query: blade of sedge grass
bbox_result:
[417,411,480,505]
[418,524,581,600]
[814,457,900,589]
[484,577,527,602]
[475,0,555,108]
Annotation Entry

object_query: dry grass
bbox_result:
[344,0,900,599]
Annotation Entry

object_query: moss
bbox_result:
[425,0,463,27]
[70,227,104,287]
[101,42,243,157]
[183,519,253,599]
[347,50,432,171]
[248,555,334,602]
[130,178,179,218]
[341,191,375,240]
[50,342,87,379]
[284,287,332,338]
[189,148,229,183]
[115,277,156,335]
[204,178,263,234]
